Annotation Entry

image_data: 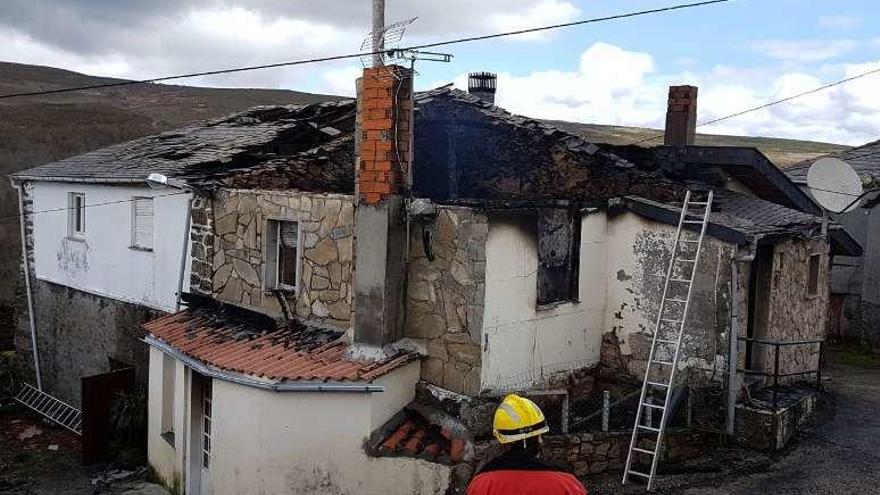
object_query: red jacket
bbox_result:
[467,453,587,495]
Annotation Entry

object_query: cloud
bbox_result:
[818,15,863,31]
[446,42,880,146]
[486,0,581,41]
[751,39,856,62]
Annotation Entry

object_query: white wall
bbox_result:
[147,347,188,489]
[481,212,606,392]
[146,353,448,495]
[31,182,191,312]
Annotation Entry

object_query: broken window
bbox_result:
[807,253,821,297]
[161,353,176,446]
[265,220,300,291]
[536,208,581,306]
[131,197,154,250]
[68,192,85,237]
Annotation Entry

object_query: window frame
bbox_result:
[67,192,86,239]
[130,196,154,251]
[264,218,301,294]
[807,253,821,298]
[535,208,581,309]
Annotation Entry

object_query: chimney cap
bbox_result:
[468,72,497,93]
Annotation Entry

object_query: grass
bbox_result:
[828,342,880,368]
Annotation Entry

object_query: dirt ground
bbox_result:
[0,401,167,495]
[585,345,880,494]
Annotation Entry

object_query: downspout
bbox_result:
[175,195,193,312]
[15,183,42,390]
[726,249,739,437]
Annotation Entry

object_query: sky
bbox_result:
[1,0,880,145]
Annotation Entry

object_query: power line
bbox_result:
[629,64,880,146]
[0,0,733,100]
[0,190,190,224]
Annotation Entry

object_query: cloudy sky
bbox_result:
[2,0,880,145]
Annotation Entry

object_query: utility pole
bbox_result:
[372,0,385,67]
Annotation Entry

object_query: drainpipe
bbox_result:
[726,252,739,437]
[15,183,42,390]
[176,196,193,312]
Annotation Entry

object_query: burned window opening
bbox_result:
[265,219,300,293]
[537,208,581,306]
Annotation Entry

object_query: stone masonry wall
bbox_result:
[405,206,488,395]
[202,188,355,327]
[766,238,830,380]
[540,429,712,477]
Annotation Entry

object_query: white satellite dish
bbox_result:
[807,157,863,213]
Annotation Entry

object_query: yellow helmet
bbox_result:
[493,394,550,444]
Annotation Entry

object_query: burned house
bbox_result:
[9,66,856,493]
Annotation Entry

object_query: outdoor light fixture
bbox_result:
[145,172,187,191]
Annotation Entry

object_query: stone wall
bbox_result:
[405,206,488,395]
[765,238,829,379]
[15,279,157,406]
[540,429,712,477]
[200,188,355,327]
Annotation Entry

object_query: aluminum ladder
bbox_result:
[622,190,713,491]
[14,382,83,435]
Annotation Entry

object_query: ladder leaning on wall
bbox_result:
[622,189,714,491]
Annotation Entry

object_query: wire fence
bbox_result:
[567,382,725,434]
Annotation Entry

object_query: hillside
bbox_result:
[0,61,343,328]
[544,120,850,169]
[0,61,851,338]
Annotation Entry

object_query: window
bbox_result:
[536,208,581,306]
[161,353,176,446]
[265,220,300,291]
[68,192,85,237]
[807,254,821,297]
[131,197,154,250]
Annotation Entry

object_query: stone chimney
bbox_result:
[352,65,414,349]
[468,72,497,105]
[664,85,698,146]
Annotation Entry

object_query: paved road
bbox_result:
[679,360,880,495]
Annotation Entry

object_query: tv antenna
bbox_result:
[360,17,452,76]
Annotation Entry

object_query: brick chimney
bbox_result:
[468,72,497,105]
[664,85,698,146]
[353,65,414,349]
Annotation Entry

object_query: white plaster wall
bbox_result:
[147,347,188,489]
[481,213,606,392]
[208,368,448,494]
[31,181,191,312]
[146,356,447,495]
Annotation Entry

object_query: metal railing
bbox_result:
[737,337,824,412]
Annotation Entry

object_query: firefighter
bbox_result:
[467,394,588,495]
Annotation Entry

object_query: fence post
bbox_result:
[602,390,610,432]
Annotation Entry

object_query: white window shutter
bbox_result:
[133,198,154,249]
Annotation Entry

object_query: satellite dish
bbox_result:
[807,157,863,213]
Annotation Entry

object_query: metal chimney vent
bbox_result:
[468,72,497,104]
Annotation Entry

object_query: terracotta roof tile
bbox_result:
[371,408,470,465]
[144,309,419,383]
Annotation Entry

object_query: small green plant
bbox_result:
[109,388,147,446]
